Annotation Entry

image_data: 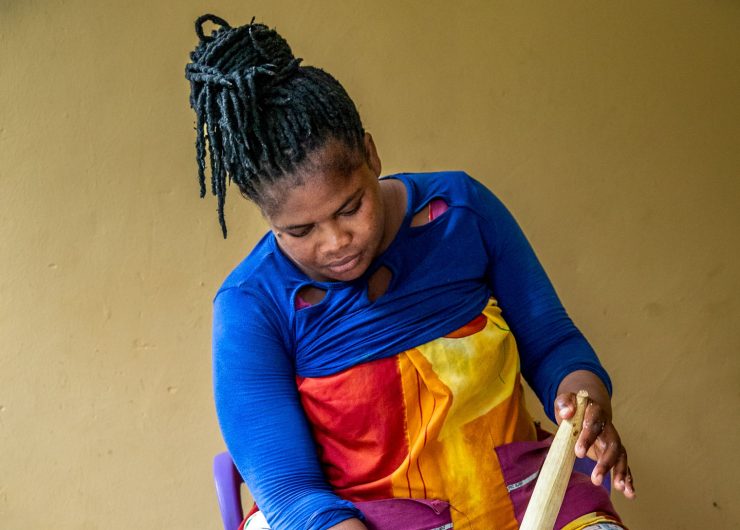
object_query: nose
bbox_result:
[319,221,352,257]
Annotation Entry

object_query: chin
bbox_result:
[326,266,366,283]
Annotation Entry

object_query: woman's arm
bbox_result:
[213,286,364,528]
[469,175,612,419]
[468,175,634,498]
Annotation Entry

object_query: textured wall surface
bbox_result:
[1,1,738,528]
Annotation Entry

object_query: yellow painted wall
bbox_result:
[1,1,738,528]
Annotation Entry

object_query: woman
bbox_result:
[185,14,635,530]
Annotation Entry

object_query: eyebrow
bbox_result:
[278,189,364,231]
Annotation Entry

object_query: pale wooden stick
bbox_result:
[520,390,590,530]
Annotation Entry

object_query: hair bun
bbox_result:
[243,22,296,69]
[187,15,301,90]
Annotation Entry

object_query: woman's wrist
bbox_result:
[556,369,612,420]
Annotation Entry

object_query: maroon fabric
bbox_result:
[494,437,620,529]
[356,498,452,530]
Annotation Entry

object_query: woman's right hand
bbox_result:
[554,371,636,499]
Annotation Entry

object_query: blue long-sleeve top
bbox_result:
[212,171,611,529]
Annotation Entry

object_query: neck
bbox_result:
[377,178,407,255]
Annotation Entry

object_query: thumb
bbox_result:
[554,392,577,424]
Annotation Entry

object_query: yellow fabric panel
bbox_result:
[390,300,536,529]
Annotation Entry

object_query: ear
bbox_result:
[364,132,382,177]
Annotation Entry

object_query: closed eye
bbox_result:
[280,191,363,236]
[287,226,313,238]
[339,199,362,217]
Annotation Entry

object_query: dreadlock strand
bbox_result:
[219,31,257,72]
[275,106,304,163]
[203,85,224,200]
[232,75,261,173]
[217,185,228,238]
[218,87,240,165]
[226,89,254,179]
[194,90,208,197]
[194,14,231,42]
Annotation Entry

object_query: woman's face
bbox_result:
[263,134,386,282]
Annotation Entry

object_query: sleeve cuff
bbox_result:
[305,500,364,530]
[543,363,613,422]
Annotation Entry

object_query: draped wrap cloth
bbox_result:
[296,301,623,529]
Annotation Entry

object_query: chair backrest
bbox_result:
[213,452,245,530]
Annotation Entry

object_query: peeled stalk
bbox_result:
[520,390,590,530]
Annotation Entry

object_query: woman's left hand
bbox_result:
[554,370,636,499]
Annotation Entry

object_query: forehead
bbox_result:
[264,141,366,223]
[300,138,364,177]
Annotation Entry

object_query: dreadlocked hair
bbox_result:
[185,14,366,237]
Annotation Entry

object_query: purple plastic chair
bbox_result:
[213,452,247,530]
[213,451,609,530]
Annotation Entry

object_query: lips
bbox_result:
[326,252,362,275]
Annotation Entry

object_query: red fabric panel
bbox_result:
[296,356,407,498]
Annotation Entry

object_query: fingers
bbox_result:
[590,423,621,485]
[576,400,608,459]
[589,424,637,499]
[554,392,577,424]
[611,451,637,499]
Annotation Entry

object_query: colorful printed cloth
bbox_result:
[297,300,621,529]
